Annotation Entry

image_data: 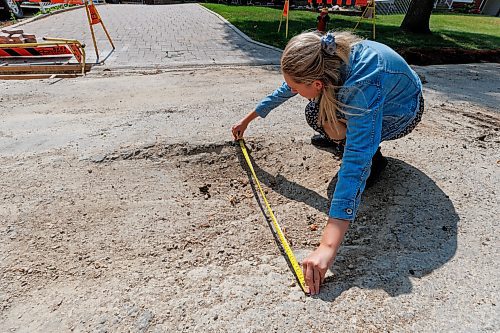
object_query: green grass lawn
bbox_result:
[202,3,500,51]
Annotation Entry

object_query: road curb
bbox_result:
[198,3,283,55]
[90,63,281,74]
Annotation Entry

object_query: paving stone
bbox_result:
[17,3,281,68]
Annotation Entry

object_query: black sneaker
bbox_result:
[366,148,388,188]
[311,134,345,157]
[311,134,336,148]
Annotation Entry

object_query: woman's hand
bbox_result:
[231,120,248,140]
[231,111,259,141]
[302,218,350,295]
[302,244,336,295]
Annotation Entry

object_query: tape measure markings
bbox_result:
[238,139,309,294]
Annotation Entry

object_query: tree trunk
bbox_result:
[400,0,435,34]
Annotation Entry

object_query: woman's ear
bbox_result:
[313,80,324,91]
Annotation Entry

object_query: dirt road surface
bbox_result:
[1,63,499,332]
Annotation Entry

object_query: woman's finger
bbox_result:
[305,262,315,295]
[314,267,321,294]
[231,126,240,140]
[302,262,309,292]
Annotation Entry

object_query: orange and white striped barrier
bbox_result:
[14,0,115,62]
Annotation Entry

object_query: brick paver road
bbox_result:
[16,4,282,67]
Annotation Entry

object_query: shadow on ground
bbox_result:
[238,146,458,301]
[420,63,500,111]
[211,8,500,65]
[215,23,282,65]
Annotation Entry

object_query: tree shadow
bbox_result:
[418,63,500,111]
[209,7,499,65]
[214,10,500,48]
[235,142,458,301]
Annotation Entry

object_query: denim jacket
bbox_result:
[254,40,422,221]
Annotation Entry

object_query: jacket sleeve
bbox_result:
[255,82,297,118]
[329,82,384,221]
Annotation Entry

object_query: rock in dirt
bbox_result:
[137,310,154,332]
[199,184,211,194]
[309,224,318,231]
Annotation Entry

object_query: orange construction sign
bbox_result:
[68,43,83,62]
[88,4,102,25]
[9,0,114,63]
[278,0,290,37]
[282,0,289,17]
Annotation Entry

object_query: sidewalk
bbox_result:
[13,4,282,68]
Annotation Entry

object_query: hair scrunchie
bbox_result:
[320,32,336,55]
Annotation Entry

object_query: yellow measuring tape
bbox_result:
[239,139,309,294]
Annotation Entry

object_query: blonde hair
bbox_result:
[281,31,362,130]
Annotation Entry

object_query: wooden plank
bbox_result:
[0,74,79,80]
[0,64,83,72]
[0,64,91,74]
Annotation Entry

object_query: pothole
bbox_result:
[86,138,459,289]
[90,141,236,163]
[86,139,340,266]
